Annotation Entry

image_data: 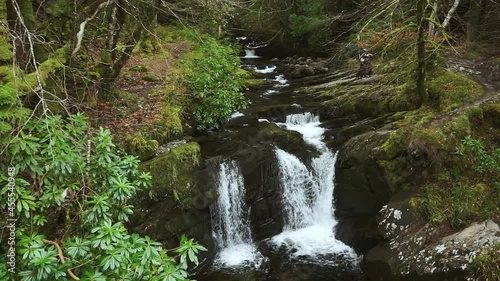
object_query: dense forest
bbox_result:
[0,0,499,280]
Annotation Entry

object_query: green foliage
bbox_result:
[412,182,498,228]
[288,14,328,39]
[470,243,500,281]
[455,136,500,174]
[411,135,500,228]
[0,114,205,280]
[178,36,246,129]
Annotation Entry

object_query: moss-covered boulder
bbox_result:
[365,193,500,281]
[124,133,159,161]
[139,142,200,202]
[428,71,484,112]
[245,78,270,89]
[335,130,406,216]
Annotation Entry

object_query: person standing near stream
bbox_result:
[357,48,373,79]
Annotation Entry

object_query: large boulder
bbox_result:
[128,142,216,259]
[364,192,500,281]
[334,130,397,217]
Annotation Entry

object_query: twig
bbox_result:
[43,239,80,280]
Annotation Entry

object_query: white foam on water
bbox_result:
[212,161,264,268]
[277,113,325,148]
[263,90,278,95]
[272,113,358,263]
[215,244,265,268]
[273,75,289,87]
[230,112,244,119]
[271,224,356,261]
[242,49,260,59]
[274,74,288,84]
[258,119,270,123]
[254,66,276,73]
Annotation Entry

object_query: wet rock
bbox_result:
[279,57,329,78]
[364,193,500,281]
[335,215,382,254]
[128,142,216,260]
[334,130,396,216]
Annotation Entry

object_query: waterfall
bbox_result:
[243,49,260,58]
[212,161,263,268]
[272,113,358,261]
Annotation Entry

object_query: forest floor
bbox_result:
[91,41,190,139]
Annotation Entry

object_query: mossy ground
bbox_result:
[382,104,499,229]
[428,70,484,112]
[320,43,499,230]
[470,243,500,281]
[95,26,193,157]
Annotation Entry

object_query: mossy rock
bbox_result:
[428,71,483,112]
[236,68,252,79]
[245,78,269,89]
[481,103,500,127]
[321,83,419,119]
[139,142,200,202]
[124,133,159,161]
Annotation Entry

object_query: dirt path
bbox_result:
[427,55,500,126]
[91,42,190,138]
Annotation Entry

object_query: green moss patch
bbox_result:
[428,71,484,112]
[0,38,12,63]
[245,78,269,89]
[139,142,200,202]
[124,133,159,161]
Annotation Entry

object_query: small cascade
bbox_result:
[278,112,324,148]
[254,65,276,73]
[273,74,289,87]
[275,149,316,229]
[212,161,263,268]
[243,49,260,58]
[272,113,358,262]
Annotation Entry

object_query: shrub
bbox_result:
[0,114,205,280]
[179,37,247,129]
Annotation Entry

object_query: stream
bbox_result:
[194,40,364,281]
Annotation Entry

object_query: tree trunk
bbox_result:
[466,0,482,43]
[416,0,428,105]
[427,0,438,40]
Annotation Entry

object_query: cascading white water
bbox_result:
[212,161,264,268]
[254,65,276,73]
[272,113,358,262]
[243,49,260,58]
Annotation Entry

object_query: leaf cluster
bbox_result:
[179,37,247,129]
[0,113,206,280]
